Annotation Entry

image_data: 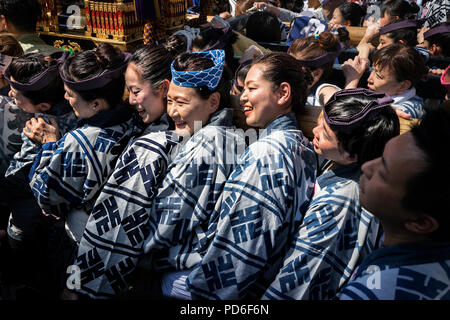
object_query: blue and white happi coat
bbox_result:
[337,242,450,300]
[74,108,245,298]
[186,113,317,300]
[391,88,425,119]
[5,100,78,182]
[29,106,135,221]
[142,108,246,272]
[0,95,33,177]
[73,114,181,298]
[262,163,380,300]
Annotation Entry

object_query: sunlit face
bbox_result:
[125,62,166,124]
[8,80,40,113]
[329,7,346,26]
[64,85,95,119]
[367,64,406,96]
[359,132,427,224]
[167,82,216,136]
[240,63,283,129]
[377,34,394,50]
[312,114,353,164]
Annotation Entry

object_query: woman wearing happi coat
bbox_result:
[70,42,183,299]
[186,52,317,300]
[27,43,136,266]
[71,49,245,299]
[262,88,400,300]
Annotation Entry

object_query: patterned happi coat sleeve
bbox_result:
[338,263,450,300]
[29,120,134,217]
[392,95,425,119]
[337,242,450,300]
[262,168,380,300]
[6,111,78,183]
[186,130,317,300]
[143,125,246,272]
[72,131,181,298]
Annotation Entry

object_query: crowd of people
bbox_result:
[0,0,449,301]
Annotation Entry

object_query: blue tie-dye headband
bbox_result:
[171,49,225,91]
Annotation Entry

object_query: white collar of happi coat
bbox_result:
[391,87,416,105]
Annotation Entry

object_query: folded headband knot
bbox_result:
[171,49,225,91]
[60,51,131,91]
[323,88,394,132]
[5,51,68,92]
[379,19,419,35]
[296,42,344,68]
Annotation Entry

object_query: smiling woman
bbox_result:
[70,49,246,299]
[187,52,318,300]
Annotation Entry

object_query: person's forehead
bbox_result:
[384,132,427,179]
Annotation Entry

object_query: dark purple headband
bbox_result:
[205,27,234,51]
[0,54,12,74]
[424,24,450,39]
[60,52,131,91]
[379,20,419,35]
[4,51,68,92]
[297,42,344,68]
[323,88,393,132]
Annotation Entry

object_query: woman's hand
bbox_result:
[23,117,60,144]
[253,2,280,16]
[342,56,370,89]
[417,27,430,47]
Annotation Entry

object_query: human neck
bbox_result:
[380,223,432,247]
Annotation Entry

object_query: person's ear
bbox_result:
[404,214,439,235]
[277,82,291,107]
[36,102,51,113]
[159,79,170,98]
[430,43,440,56]
[208,91,220,114]
[343,152,357,163]
[311,69,324,85]
[398,39,405,45]
[398,79,412,93]
[0,15,7,31]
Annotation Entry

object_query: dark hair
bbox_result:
[372,44,426,88]
[60,43,126,108]
[325,94,400,166]
[172,52,231,109]
[8,52,64,105]
[192,27,238,73]
[130,41,184,90]
[0,0,41,32]
[246,11,281,43]
[339,2,366,26]
[381,0,419,21]
[236,63,252,85]
[253,52,313,114]
[403,106,450,242]
[164,34,188,55]
[425,24,450,57]
[0,32,23,56]
[382,21,418,47]
[289,30,340,82]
